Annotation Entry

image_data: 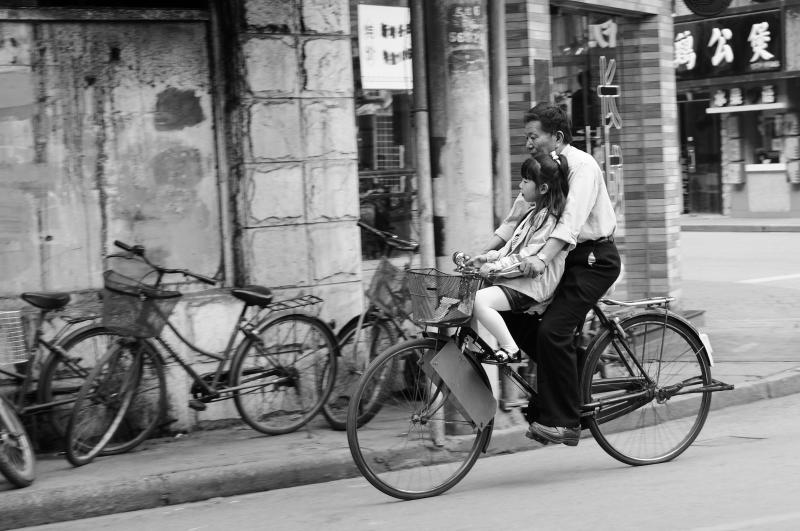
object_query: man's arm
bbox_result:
[479,192,531,254]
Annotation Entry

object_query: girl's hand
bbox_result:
[480,263,500,276]
[466,254,489,268]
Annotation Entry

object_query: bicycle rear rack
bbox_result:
[264,294,322,312]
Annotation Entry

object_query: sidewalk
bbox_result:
[679,213,800,232]
[2,214,800,530]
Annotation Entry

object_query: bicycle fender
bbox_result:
[589,311,713,369]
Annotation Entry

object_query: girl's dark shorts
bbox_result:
[497,285,536,313]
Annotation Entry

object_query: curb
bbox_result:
[0,449,359,530]
[3,368,800,529]
[681,225,800,233]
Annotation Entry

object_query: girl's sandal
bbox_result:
[481,348,522,365]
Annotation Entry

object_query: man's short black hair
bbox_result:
[523,103,573,145]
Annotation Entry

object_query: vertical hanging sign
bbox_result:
[597,56,624,219]
[358,4,413,90]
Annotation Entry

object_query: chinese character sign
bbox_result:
[674,11,782,80]
[358,5,413,90]
[674,31,697,71]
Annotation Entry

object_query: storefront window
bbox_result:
[351,0,417,260]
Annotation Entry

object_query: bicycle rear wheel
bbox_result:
[0,395,35,488]
[347,337,493,500]
[232,313,338,435]
[582,311,711,466]
[322,313,396,430]
[39,325,112,440]
[65,344,140,466]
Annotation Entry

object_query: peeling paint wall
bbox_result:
[0,21,221,295]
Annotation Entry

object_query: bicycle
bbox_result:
[65,240,339,467]
[0,394,35,488]
[0,295,124,452]
[346,257,735,500]
[321,220,419,430]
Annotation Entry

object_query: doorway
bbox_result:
[679,99,722,214]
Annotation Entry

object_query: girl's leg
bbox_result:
[473,286,518,353]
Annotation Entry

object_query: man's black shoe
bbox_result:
[525,422,580,446]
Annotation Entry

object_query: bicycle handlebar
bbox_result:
[357,220,419,252]
[112,240,218,285]
[452,250,525,281]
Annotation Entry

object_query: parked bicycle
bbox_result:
[321,221,419,430]
[0,294,122,453]
[0,394,35,488]
[65,240,339,467]
[347,256,734,500]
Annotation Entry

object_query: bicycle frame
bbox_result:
[1,311,97,416]
[147,293,324,402]
[424,297,731,430]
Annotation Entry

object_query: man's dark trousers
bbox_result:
[535,240,621,428]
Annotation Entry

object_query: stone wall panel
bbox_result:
[301,98,357,158]
[248,99,303,162]
[244,36,298,95]
[301,37,353,96]
[305,159,359,222]
[245,225,310,287]
[244,163,305,226]
[308,221,360,283]
[302,0,349,34]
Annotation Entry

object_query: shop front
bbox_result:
[675,4,800,217]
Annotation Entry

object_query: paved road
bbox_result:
[27,392,800,531]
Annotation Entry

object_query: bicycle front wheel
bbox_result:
[232,313,338,435]
[347,337,493,500]
[0,395,35,488]
[41,326,166,455]
[582,311,711,466]
[65,344,141,466]
[322,314,397,430]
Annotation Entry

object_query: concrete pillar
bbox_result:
[223,0,362,324]
[425,0,495,264]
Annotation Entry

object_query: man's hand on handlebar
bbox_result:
[518,258,545,278]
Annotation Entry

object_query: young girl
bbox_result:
[468,152,570,364]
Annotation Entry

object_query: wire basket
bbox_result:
[0,310,29,365]
[406,268,483,326]
[102,269,181,338]
[366,257,411,317]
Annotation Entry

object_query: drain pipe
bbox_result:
[410,0,436,269]
[489,0,511,227]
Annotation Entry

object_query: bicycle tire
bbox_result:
[99,338,166,455]
[41,326,166,455]
[322,314,397,430]
[347,337,493,500]
[232,313,338,435]
[38,325,109,440]
[582,311,711,466]
[0,395,35,488]
[65,344,140,466]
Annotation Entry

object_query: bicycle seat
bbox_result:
[230,285,273,307]
[21,291,71,310]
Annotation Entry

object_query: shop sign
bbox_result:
[709,84,778,109]
[589,18,617,48]
[358,4,413,90]
[674,10,782,80]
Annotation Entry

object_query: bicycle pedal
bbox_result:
[188,399,207,411]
